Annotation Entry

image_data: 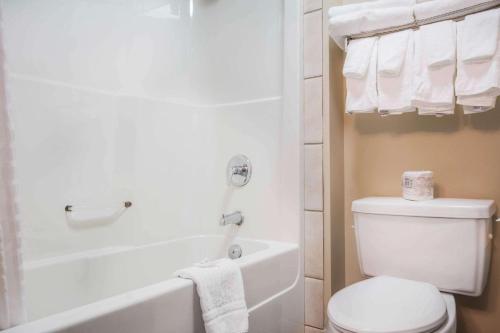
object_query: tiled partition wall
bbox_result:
[303,0,331,331]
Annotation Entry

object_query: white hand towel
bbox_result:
[456,20,500,114]
[378,30,416,115]
[458,94,496,114]
[345,37,379,114]
[176,259,248,333]
[456,21,500,97]
[420,20,456,68]
[415,0,493,21]
[343,37,376,78]
[412,27,456,116]
[417,106,455,116]
[378,29,410,76]
[460,95,496,114]
[462,8,500,64]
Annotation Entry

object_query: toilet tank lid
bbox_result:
[352,197,496,219]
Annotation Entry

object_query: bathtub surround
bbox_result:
[303,1,333,331]
[0,0,303,331]
[0,18,24,329]
[176,258,248,333]
[328,1,500,332]
[2,0,291,261]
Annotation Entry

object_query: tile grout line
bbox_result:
[303,8,323,15]
[304,74,323,80]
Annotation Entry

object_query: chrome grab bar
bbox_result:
[64,201,133,227]
[65,201,132,212]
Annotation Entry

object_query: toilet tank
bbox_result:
[352,197,496,296]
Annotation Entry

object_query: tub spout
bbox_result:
[220,211,244,226]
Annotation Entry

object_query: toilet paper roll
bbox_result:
[402,171,434,201]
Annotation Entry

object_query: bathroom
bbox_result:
[0,0,498,332]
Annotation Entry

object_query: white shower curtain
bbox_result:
[0,9,25,329]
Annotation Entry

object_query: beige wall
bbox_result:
[327,1,500,331]
[343,106,500,333]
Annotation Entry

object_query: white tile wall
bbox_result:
[305,277,324,329]
[304,0,322,13]
[303,10,323,78]
[304,77,323,144]
[305,326,325,333]
[305,211,324,279]
[304,145,323,211]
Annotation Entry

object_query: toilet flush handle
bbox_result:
[489,218,500,241]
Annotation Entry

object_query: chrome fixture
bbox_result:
[65,201,132,212]
[227,155,252,187]
[220,211,244,226]
[348,0,500,41]
[228,244,243,259]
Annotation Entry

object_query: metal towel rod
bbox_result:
[348,0,500,41]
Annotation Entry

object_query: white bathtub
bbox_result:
[5,236,300,333]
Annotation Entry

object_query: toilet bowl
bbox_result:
[325,197,494,333]
[327,276,457,333]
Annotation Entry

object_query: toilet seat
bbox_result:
[327,276,449,333]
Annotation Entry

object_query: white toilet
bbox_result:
[327,197,496,333]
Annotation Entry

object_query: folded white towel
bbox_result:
[176,259,248,333]
[459,94,496,114]
[462,8,500,64]
[345,37,379,113]
[417,106,455,116]
[412,27,456,116]
[328,0,415,19]
[415,0,492,21]
[344,37,376,79]
[458,94,496,107]
[329,10,366,38]
[378,29,411,76]
[378,30,416,115]
[420,20,456,68]
[328,3,414,50]
[456,19,500,114]
[364,6,415,33]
